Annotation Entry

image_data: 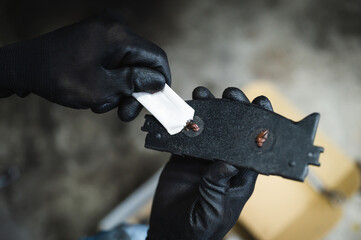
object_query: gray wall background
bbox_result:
[0,0,360,239]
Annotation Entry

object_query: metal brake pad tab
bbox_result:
[141,99,324,181]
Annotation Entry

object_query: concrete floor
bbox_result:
[0,0,360,239]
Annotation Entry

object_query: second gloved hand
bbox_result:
[147,87,274,240]
[0,10,171,121]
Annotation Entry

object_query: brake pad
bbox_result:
[141,99,324,181]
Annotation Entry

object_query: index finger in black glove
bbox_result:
[99,10,171,86]
[109,33,172,87]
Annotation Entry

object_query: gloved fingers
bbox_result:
[120,36,171,86]
[90,94,121,114]
[229,168,258,190]
[105,68,133,96]
[160,155,212,190]
[201,161,239,194]
[192,86,215,100]
[131,67,166,93]
[117,97,143,122]
[107,67,166,96]
[193,161,239,219]
[222,87,250,103]
[252,95,273,112]
[228,168,258,202]
[97,9,171,86]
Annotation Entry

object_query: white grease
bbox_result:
[132,84,194,135]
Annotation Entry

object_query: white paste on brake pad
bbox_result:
[132,84,195,135]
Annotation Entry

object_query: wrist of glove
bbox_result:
[0,9,171,121]
[0,36,49,98]
[147,87,274,240]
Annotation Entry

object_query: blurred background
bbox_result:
[0,0,360,239]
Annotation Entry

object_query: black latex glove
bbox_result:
[0,10,171,121]
[147,87,274,240]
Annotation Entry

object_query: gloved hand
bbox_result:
[0,9,171,121]
[147,87,274,240]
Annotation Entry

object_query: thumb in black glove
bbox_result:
[0,9,171,121]
[147,87,274,240]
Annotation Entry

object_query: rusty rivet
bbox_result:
[185,120,200,132]
[256,129,269,148]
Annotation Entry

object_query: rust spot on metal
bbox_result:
[256,129,269,147]
[185,120,200,132]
